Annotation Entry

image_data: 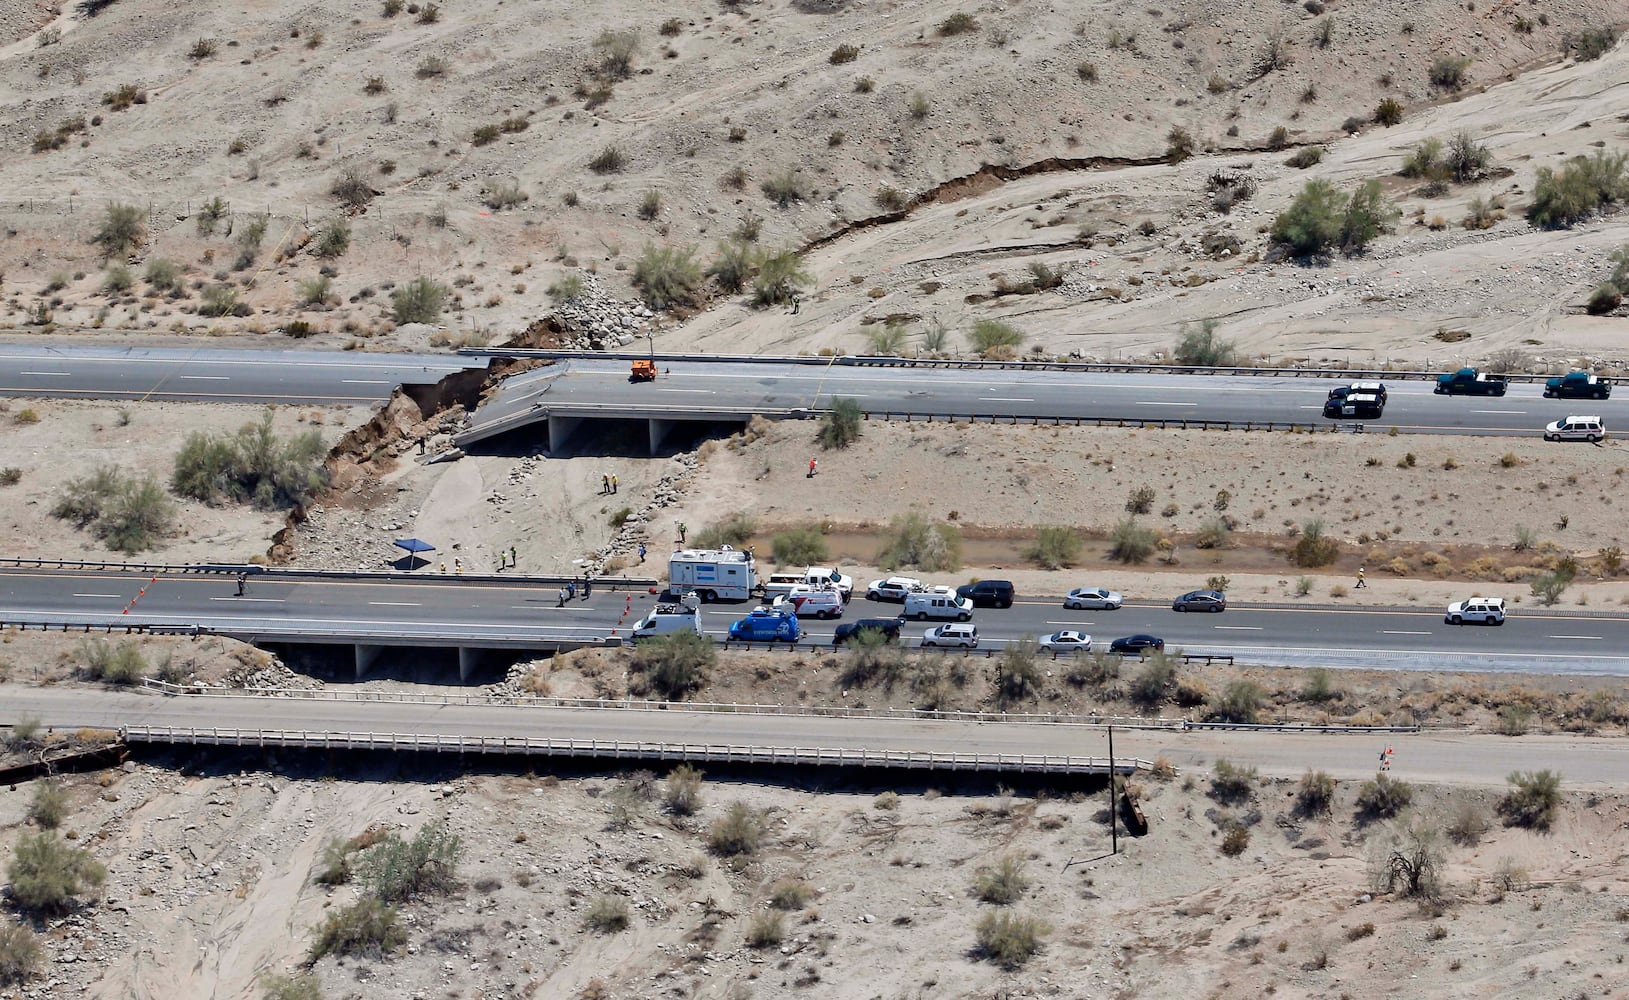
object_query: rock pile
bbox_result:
[549,272,656,350]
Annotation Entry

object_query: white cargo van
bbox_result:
[631,603,703,639]
[904,588,974,622]
[772,588,844,619]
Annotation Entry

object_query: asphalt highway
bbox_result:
[7,685,1628,787]
[0,344,472,405]
[463,358,1629,442]
[5,568,1629,673]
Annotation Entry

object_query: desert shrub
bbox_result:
[1376,818,1444,901]
[1296,770,1336,815]
[1208,681,1266,724]
[1024,525,1081,569]
[298,276,333,308]
[1124,485,1155,515]
[101,265,133,294]
[629,630,714,700]
[770,879,814,910]
[257,971,323,1000]
[101,83,146,111]
[974,855,1030,905]
[867,322,908,355]
[938,12,978,35]
[390,276,448,323]
[838,628,908,690]
[968,319,1024,357]
[1374,97,1404,126]
[663,765,704,815]
[200,283,242,317]
[1109,517,1156,563]
[0,921,43,987]
[1255,32,1292,74]
[312,218,351,259]
[584,895,631,933]
[829,42,859,63]
[874,184,909,211]
[92,202,145,258]
[1173,317,1235,366]
[993,639,1043,707]
[751,249,812,307]
[308,897,406,960]
[693,513,755,550]
[52,466,123,527]
[740,911,786,948]
[1301,667,1338,702]
[1340,179,1398,254]
[594,28,640,79]
[27,780,68,829]
[1429,54,1471,90]
[1166,126,1195,164]
[1355,773,1413,822]
[633,243,704,310]
[1500,770,1561,830]
[1127,652,1177,705]
[817,397,864,450]
[1587,282,1623,314]
[416,3,441,23]
[708,801,767,856]
[144,257,181,291]
[1446,131,1492,182]
[1220,822,1250,856]
[760,169,804,208]
[5,832,107,916]
[1291,519,1340,567]
[314,836,355,885]
[0,468,20,486]
[1194,517,1231,550]
[588,145,626,174]
[1566,26,1616,61]
[357,820,462,902]
[1528,149,1629,228]
[172,412,326,511]
[771,528,828,565]
[1209,758,1257,804]
[96,479,172,552]
[329,168,374,210]
[877,511,961,572]
[483,180,529,210]
[700,240,754,295]
[1272,179,1345,256]
[1530,566,1574,606]
[973,911,1048,969]
[1445,798,1490,845]
[1400,137,1444,180]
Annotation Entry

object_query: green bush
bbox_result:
[994,639,1043,707]
[760,169,804,208]
[1291,519,1340,567]
[92,202,145,258]
[771,528,828,565]
[52,467,174,554]
[663,764,704,816]
[974,855,1030,905]
[1500,770,1561,830]
[706,239,756,294]
[307,897,406,960]
[1024,525,1081,569]
[51,465,122,527]
[1194,516,1231,550]
[584,895,631,933]
[1588,283,1623,314]
[0,468,20,486]
[77,636,149,683]
[750,248,811,307]
[1208,681,1266,724]
[707,801,767,856]
[693,513,755,549]
[28,780,68,829]
[1209,758,1257,804]
[1285,144,1326,170]
[258,970,324,1000]
[769,879,814,910]
[390,276,448,323]
[629,630,715,700]
[837,627,908,690]
[817,399,863,451]
[1296,770,1336,815]
[866,322,908,356]
[829,43,860,64]
[5,832,107,916]
[1530,566,1575,606]
[200,283,240,317]
[1446,798,1490,845]
[877,511,961,572]
[101,264,133,294]
[1446,131,1492,182]
[1374,96,1404,126]
[1527,150,1629,228]
[1165,125,1195,164]
[315,218,351,258]
[357,819,462,902]
[1301,667,1338,702]
[144,257,181,291]
[1568,26,1618,61]
[1172,318,1235,366]
[1339,179,1398,254]
[633,243,704,310]
[1400,137,1444,179]
[1272,179,1345,256]
[1109,517,1157,564]
[1355,772,1413,822]
[1220,822,1250,856]
[0,920,43,988]
[298,276,333,308]
[1127,652,1176,705]
[548,273,584,301]
[744,911,785,948]
[594,28,640,79]
[973,911,1049,969]
[172,411,327,511]
[1429,54,1470,90]
[938,12,978,35]
[588,145,626,173]
[968,319,1024,357]
[314,836,354,885]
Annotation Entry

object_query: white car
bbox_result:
[1543,415,1605,443]
[1446,597,1506,625]
[866,576,924,602]
[772,588,844,620]
[1064,587,1123,610]
[921,623,979,648]
[1038,630,1093,653]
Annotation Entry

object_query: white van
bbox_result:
[921,622,979,648]
[1445,597,1505,626]
[631,603,703,638]
[772,587,844,620]
[904,588,974,622]
[761,572,812,602]
[1544,415,1605,443]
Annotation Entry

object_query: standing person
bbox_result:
[583,577,593,599]
[510,545,517,568]
[567,580,577,601]
[638,542,647,564]
[807,457,818,478]
[677,521,687,544]
[601,473,610,495]
[454,557,463,575]
[611,474,618,494]
[235,572,247,597]
[439,561,447,574]
[557,586,567,607]
[1356,566,1367,589]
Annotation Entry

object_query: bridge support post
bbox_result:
[648,418,678,456]
[458,647,481,683]
[547,415,582,453]
[354,643,382,680]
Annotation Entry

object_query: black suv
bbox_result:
[833,617,905,646]
[955,580,1015,609]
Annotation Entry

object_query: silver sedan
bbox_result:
[1063,587,1123,610]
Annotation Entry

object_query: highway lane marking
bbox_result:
[1472,409,1526,414]
[1550,634,1603,640]
[19,371,71,377]
[1213,625,1263,630]
[369,601,422,607]
[0,387,382,402]
[656,388,715,394]
[1382,630,1433,635]
[179,375,230,381]
[208,597,285,603]
[1132,401,1198,406]
[985,396,1034,402]
[342,379,392,385]
[72,593,123,598]
[0,353,465,371]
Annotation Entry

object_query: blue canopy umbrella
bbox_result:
[392,538,435,571]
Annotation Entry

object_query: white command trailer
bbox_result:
[668,546,757,602]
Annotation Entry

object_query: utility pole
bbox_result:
[1108,724,1118,856]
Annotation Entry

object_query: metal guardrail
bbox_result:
[459,349,1561,384]
[2,620,204,636]
[120,725,1152,774]
[2,619,620,651]
[1182,721,1421,733]
[139,679,1189,729]
[1182,654,1236,666]
[0,557,658,591]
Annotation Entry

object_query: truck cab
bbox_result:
[1544,372,1611,399]
[1435,367,1507,396]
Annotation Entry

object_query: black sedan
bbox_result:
[1108,634,1165,655]
[833,617,905,646]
